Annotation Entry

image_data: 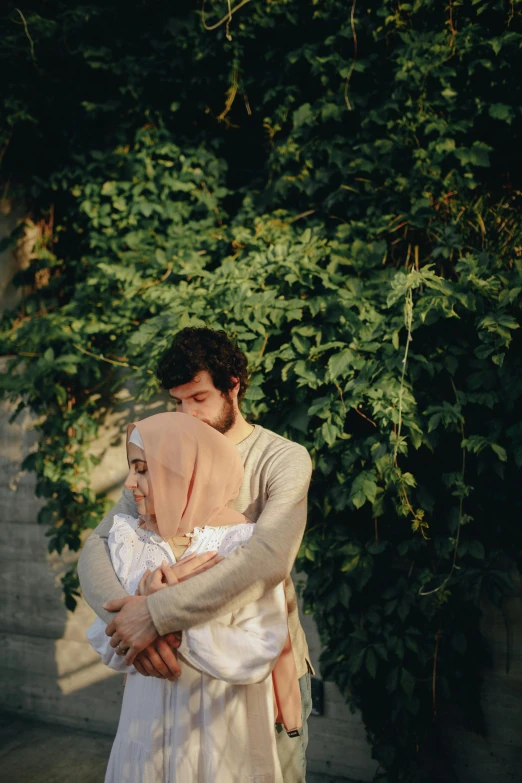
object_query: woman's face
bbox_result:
[124,442,155,517]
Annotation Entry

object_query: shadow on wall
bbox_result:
[0,399,125,736]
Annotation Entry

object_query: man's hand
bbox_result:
[133,633,182,680]
[104,553,224,672]
[103,595,158,665]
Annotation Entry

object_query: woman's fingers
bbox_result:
[163,632,182,649]
[145,569,165,595]
[181,551,218,574]
[154,637,181,679]
[137,552,224,595]
[178,555,224,582]
[133,641,181,681]
[135,648,165,678]
[179,552,198,563]
[137,569,151,596]
[133,659,150,677]
[160,561,179,586]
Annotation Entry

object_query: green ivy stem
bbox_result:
[393,287,413,467]
[14,8,37,64]
[75,345,151,372]
[343,0,358,111]
[201,0,252,32]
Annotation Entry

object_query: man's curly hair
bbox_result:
[156,327,249,403]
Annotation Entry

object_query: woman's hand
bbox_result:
[137,551,224,597]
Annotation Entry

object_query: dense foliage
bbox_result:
[1,1,522,779]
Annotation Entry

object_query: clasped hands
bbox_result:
[104,551,223,681]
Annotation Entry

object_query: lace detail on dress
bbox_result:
[109,514,176,596]
[183,523,255,560]
[108,516,255,596]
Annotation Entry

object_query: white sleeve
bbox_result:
[178,582,288,685]
[86,617,136,673]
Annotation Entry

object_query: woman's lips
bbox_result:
[134,495,145,502]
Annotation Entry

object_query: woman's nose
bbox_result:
[124,470,137,490]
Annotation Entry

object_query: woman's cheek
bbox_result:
[145,476,155,514]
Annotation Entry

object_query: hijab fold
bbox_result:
[127,412,246,539]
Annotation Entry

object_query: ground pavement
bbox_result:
[0,712,354,783]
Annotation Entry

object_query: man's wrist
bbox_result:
[146,594,163,635]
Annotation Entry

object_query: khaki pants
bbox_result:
[275,670,312,782]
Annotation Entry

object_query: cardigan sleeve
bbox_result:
[78,488,137,623]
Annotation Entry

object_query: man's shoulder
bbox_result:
[251,425,312,465]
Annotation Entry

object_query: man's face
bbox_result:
[169,370,237,435]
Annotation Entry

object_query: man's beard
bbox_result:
[205,393,236,434]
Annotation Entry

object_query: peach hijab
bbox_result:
[126,412,247,538]
[126,411,303,735]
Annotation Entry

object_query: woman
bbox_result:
[87,412,301,782]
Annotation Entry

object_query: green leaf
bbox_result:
[349,471,378,509]
[339,582,352,609]
[341,554,360,573]
[293,103,314,128]
[451,631,467,655]
[245,385,265,400]
[327,349,354,380]
[308,396,332,417]
[468,540,485,560]
[366,648,377,678]
[400,668,416,698]
[455,142,492,168]
[488,103,514,123]
[55,385,67,406]
[490,443,507,462]
[322,421,340,446]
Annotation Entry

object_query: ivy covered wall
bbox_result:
[1,2,522,780]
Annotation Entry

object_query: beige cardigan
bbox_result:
[78,424,313,679]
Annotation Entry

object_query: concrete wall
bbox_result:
[0,395,125,735]
[439,594,522,782]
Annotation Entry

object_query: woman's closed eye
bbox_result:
[131,459,148,475]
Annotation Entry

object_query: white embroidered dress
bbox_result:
[87,514,287,783]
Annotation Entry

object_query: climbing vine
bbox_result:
[1,2,522,780]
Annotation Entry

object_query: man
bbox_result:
[78,327,313,781]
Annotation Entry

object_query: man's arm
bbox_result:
[147,444,312,636]
[77,488,136,624]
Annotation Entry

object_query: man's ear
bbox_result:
[230,377,240,400]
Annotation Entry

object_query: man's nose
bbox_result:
[180,402,199,417]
